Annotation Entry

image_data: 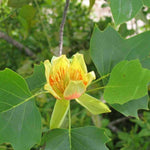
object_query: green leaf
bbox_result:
[0,100,41,150]
[90,26,150,81]
[26,62,46,92]
[18,5,36,38]
[111,96,149,118]
[118,23,135,38]
[0,69,32,112]
[143,0,150,7]
[104,60,150,104]
[19,5,36,22]
[45,129,70,150]
[50,99,69,129]
[8,0,32,8]
[89,0,95,10]
[142,58,150,70]
[71,127,109,150]
[110,0,143,25]
[45,127,110,150]
[76,93,111,115]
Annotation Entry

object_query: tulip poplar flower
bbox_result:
[44,53,111,129]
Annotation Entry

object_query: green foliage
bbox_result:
[45,127,110,150]
[18,5,36,38]
[8,0,32,8]
[116,112,150,150]
[26,62,46,92]
[90,26,150,80]
[0,69,32,112]
[45,129,70,150]
[1,0,150,149]
[110,0,143,25]
[89,0,96,10]
[0,68,42,150]
[104,60,150,104]
[111,96,149,118]
[118,23,135,38]
[143,0,150,7]
[0,100,41,150]
[134,111,150,137]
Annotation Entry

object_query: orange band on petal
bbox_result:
[65,92,82,100]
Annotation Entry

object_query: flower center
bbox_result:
[69,68,88,86]
[49,67,69,93]
[49,67,88,95]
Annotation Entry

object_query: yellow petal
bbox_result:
[44,60,51,82]
[44,83,61,99]
[86,71,96,86]
[71,53,87,73]
[52,55,70,68]
[50,99,69,129]
[51,56,57,64]
[64,80,86,100]
[51,55,70,83]
[76,93,111,115]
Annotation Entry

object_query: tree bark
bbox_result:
[0,31,35,58]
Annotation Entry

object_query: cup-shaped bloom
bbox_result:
[44,53,95,100]
[44,53,111,129]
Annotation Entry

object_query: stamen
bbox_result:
[49,66,69,94]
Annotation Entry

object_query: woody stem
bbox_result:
[59,0,70,56]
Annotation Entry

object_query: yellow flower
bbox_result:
[44,53,95,100]
[44,53,111,129]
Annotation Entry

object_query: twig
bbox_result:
[107,116,132,133]
[107,124,120,133]
[59,0,70,56]
[109,116,132,126]
[0,31,35,57]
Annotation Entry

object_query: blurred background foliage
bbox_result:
[0,0,150,149]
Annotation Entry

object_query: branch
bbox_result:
[107,116,132,133]
[0,31,35,58]
[107,124,120,133]
[59,0,70,56]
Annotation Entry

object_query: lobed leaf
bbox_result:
[26,62,46,92]
[110,0,143,25]
[104,60,150,104]
[0,69,32,112]
[90,25,150,116]
[90,26,150,83]
[111,96,149,118]
[45,129,70,150]
[0,100,41,150]
[45,126,110,150]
